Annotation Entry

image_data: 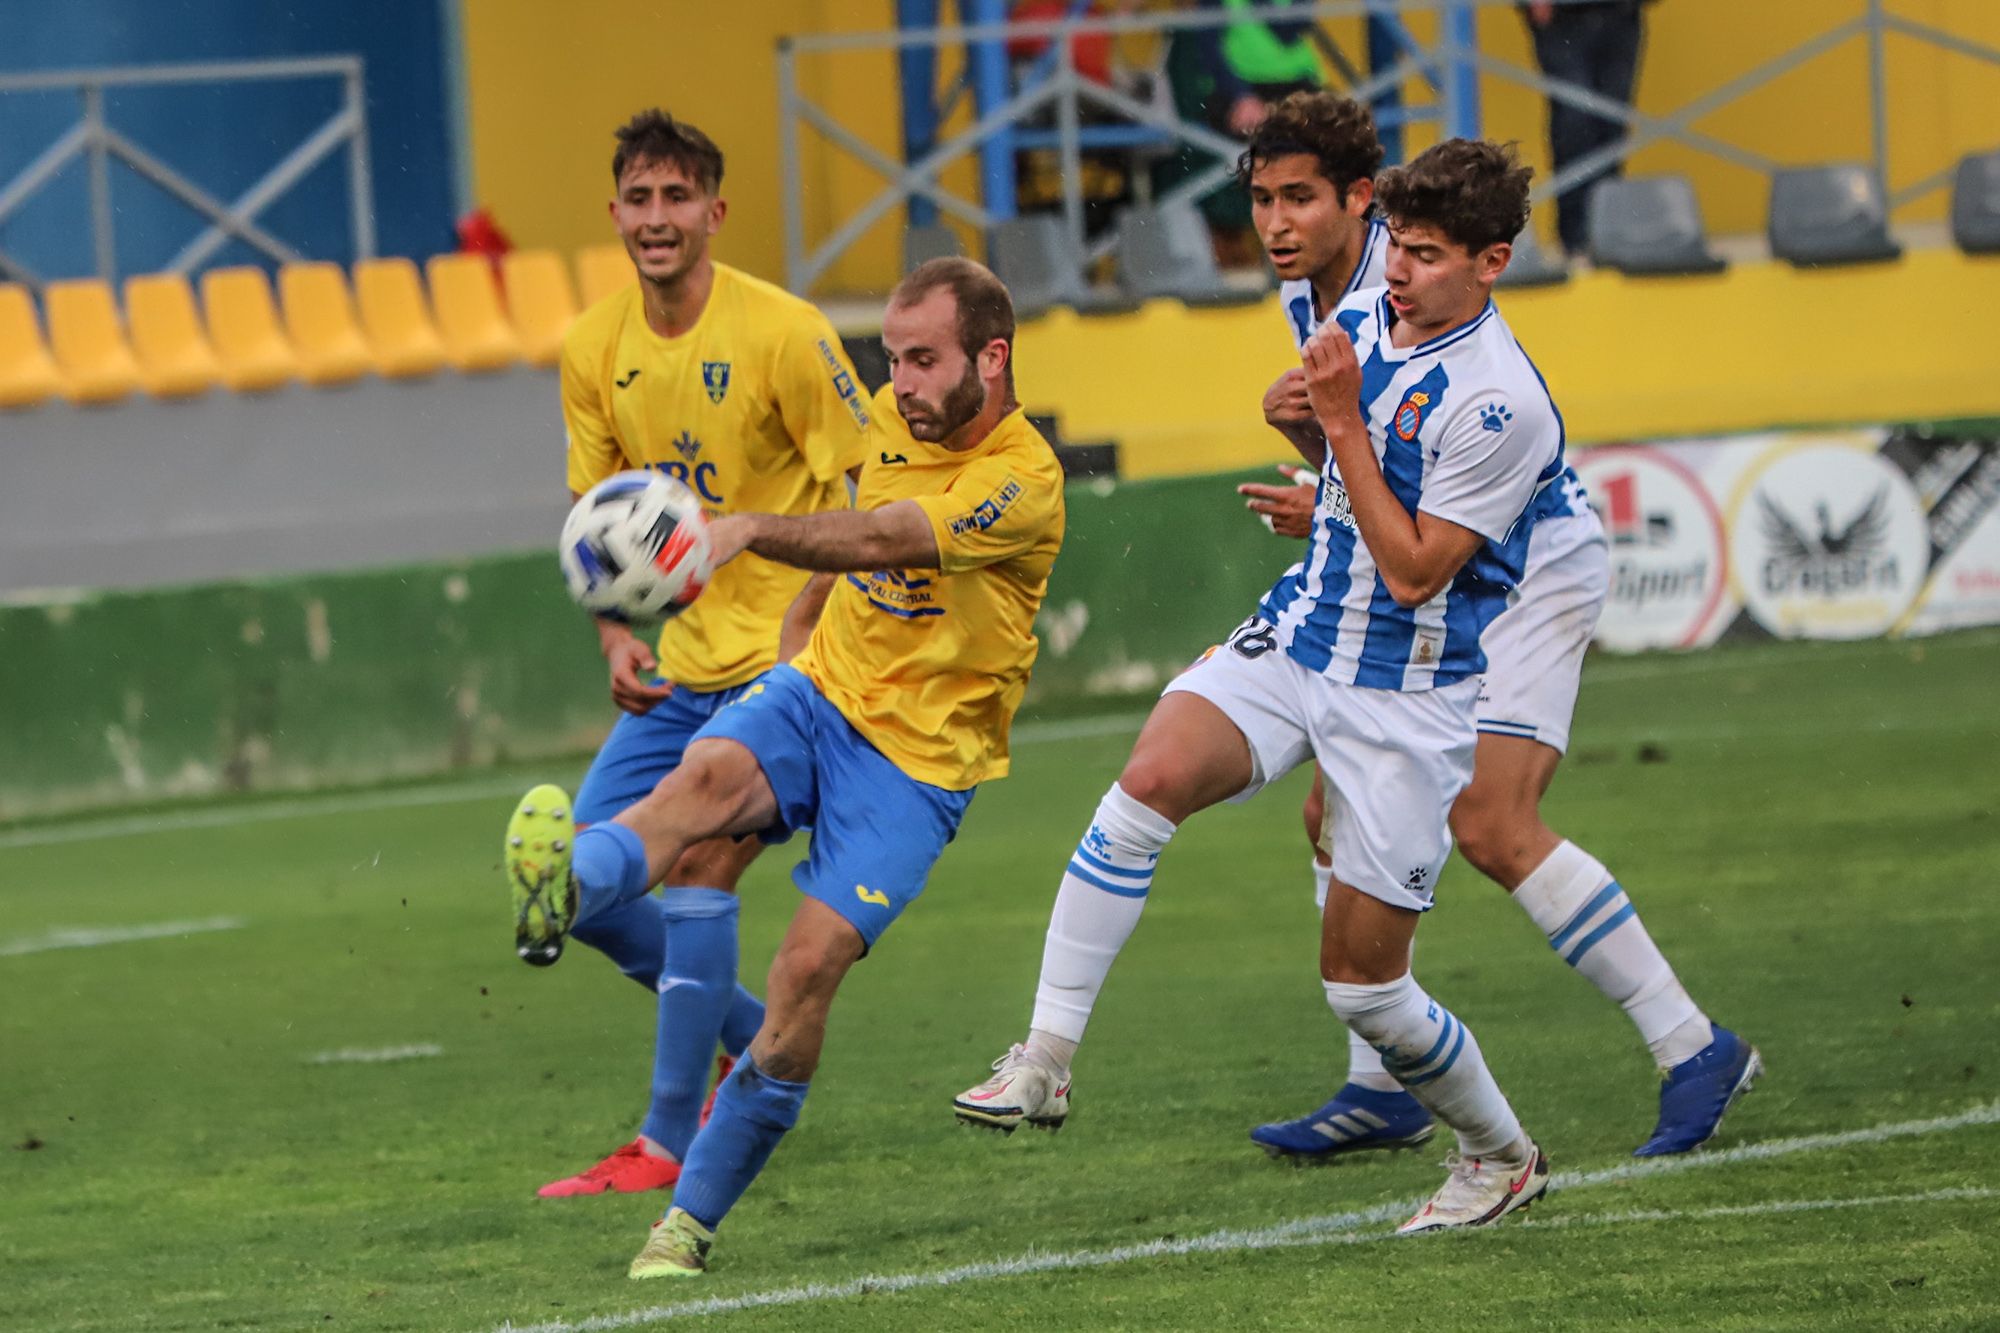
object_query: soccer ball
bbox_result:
[558,471,714,622]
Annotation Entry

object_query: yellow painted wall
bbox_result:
[460,1,926,294]
[463,1,2000,292]
[1012,249,2000,479]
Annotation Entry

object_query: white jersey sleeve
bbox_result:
[1419,391,1559,543]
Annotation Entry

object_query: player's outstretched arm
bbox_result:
[1301,324,1482,607]
[706,502,941,574]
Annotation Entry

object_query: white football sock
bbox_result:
[1313,857,1402,1093]
[1028,784,1176,1052]
[1345,1026,1400,1093]
[1324,973,1523,1157]
[1513,841,1713,1068]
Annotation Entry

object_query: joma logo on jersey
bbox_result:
[948,478,1024,536]
[701,361,730,404]
[1392,390,1431,441]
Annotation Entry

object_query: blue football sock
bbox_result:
[568,893,667,989]
[640,888,743,1159]
[670,1056,809,1230]
[720,985,766,1058]
[571,822,650,918]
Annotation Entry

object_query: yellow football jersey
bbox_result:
[793,389,1066,790]
[561,263,873,690]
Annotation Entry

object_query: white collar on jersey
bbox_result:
[1372,293,1497,362]
[1337,217,1385,304]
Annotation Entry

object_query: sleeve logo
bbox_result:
[815,338,873,430]
[947,477,1024,536]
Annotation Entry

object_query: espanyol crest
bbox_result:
[1392,389,1431,441]
[701,361,731,404]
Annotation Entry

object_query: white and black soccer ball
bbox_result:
[558,471,715,622]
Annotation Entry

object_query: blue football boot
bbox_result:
[1251,1083,1435,1162]
[1633,1025,1764,1157]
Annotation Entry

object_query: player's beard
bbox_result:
[901,360,986,443]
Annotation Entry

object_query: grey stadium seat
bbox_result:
[1587,175,1726,276]
[1114,202,1261,306]
[1495,226,1569,289]
[1951,148,2000,254]
[989,215,1136,318]
[1769,165,1901,267]
[902,222,963,274]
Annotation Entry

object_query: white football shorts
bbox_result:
[1164,619,1479,913]
[1475,512,1608,756]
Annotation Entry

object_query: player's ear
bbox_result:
[1477,240,1512,284]
[979,337,1010,383]
[707,195,727,235]
[1342,177,1375,217]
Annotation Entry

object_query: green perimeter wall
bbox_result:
[0,469,1281,821]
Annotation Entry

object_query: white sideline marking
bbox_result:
[489,1101,2000,1332]
[0,714,1153,855]
[305,1043,444,1065]
[0,915,245,958]
[490,1186,1998,1333]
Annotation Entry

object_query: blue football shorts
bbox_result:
[573,679,759,825]
[693,665,974,949]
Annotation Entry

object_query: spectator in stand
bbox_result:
[1156,0,1327,268]
[1523,0,1654,256]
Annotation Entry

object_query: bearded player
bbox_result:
[508,258,1066,1276]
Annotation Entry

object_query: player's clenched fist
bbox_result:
[1262,367,1314,428]
[1300,321,1362,429]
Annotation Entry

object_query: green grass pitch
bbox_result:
[3,630,1998,1331]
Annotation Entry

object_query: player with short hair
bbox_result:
[506,257,1065,1277]
[956,139,1565,1233]
[1240,90,1387,354]
[531,108,874,1198]
[1236,95,1760,1163]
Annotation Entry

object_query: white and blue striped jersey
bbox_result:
[1278,220,1594,535]
[1257,287,1565,690]
[1279,217,1389,347]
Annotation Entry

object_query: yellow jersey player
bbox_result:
[503,258,1064,1278]
[531,109,871,1200]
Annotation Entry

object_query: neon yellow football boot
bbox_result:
[629,1207,714,1279]
[505,783,577,967]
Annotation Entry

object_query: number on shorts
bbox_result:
[1229,619,1277,659]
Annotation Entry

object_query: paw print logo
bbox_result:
[1478,402,1513,433]
[1084,824,1110,855]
